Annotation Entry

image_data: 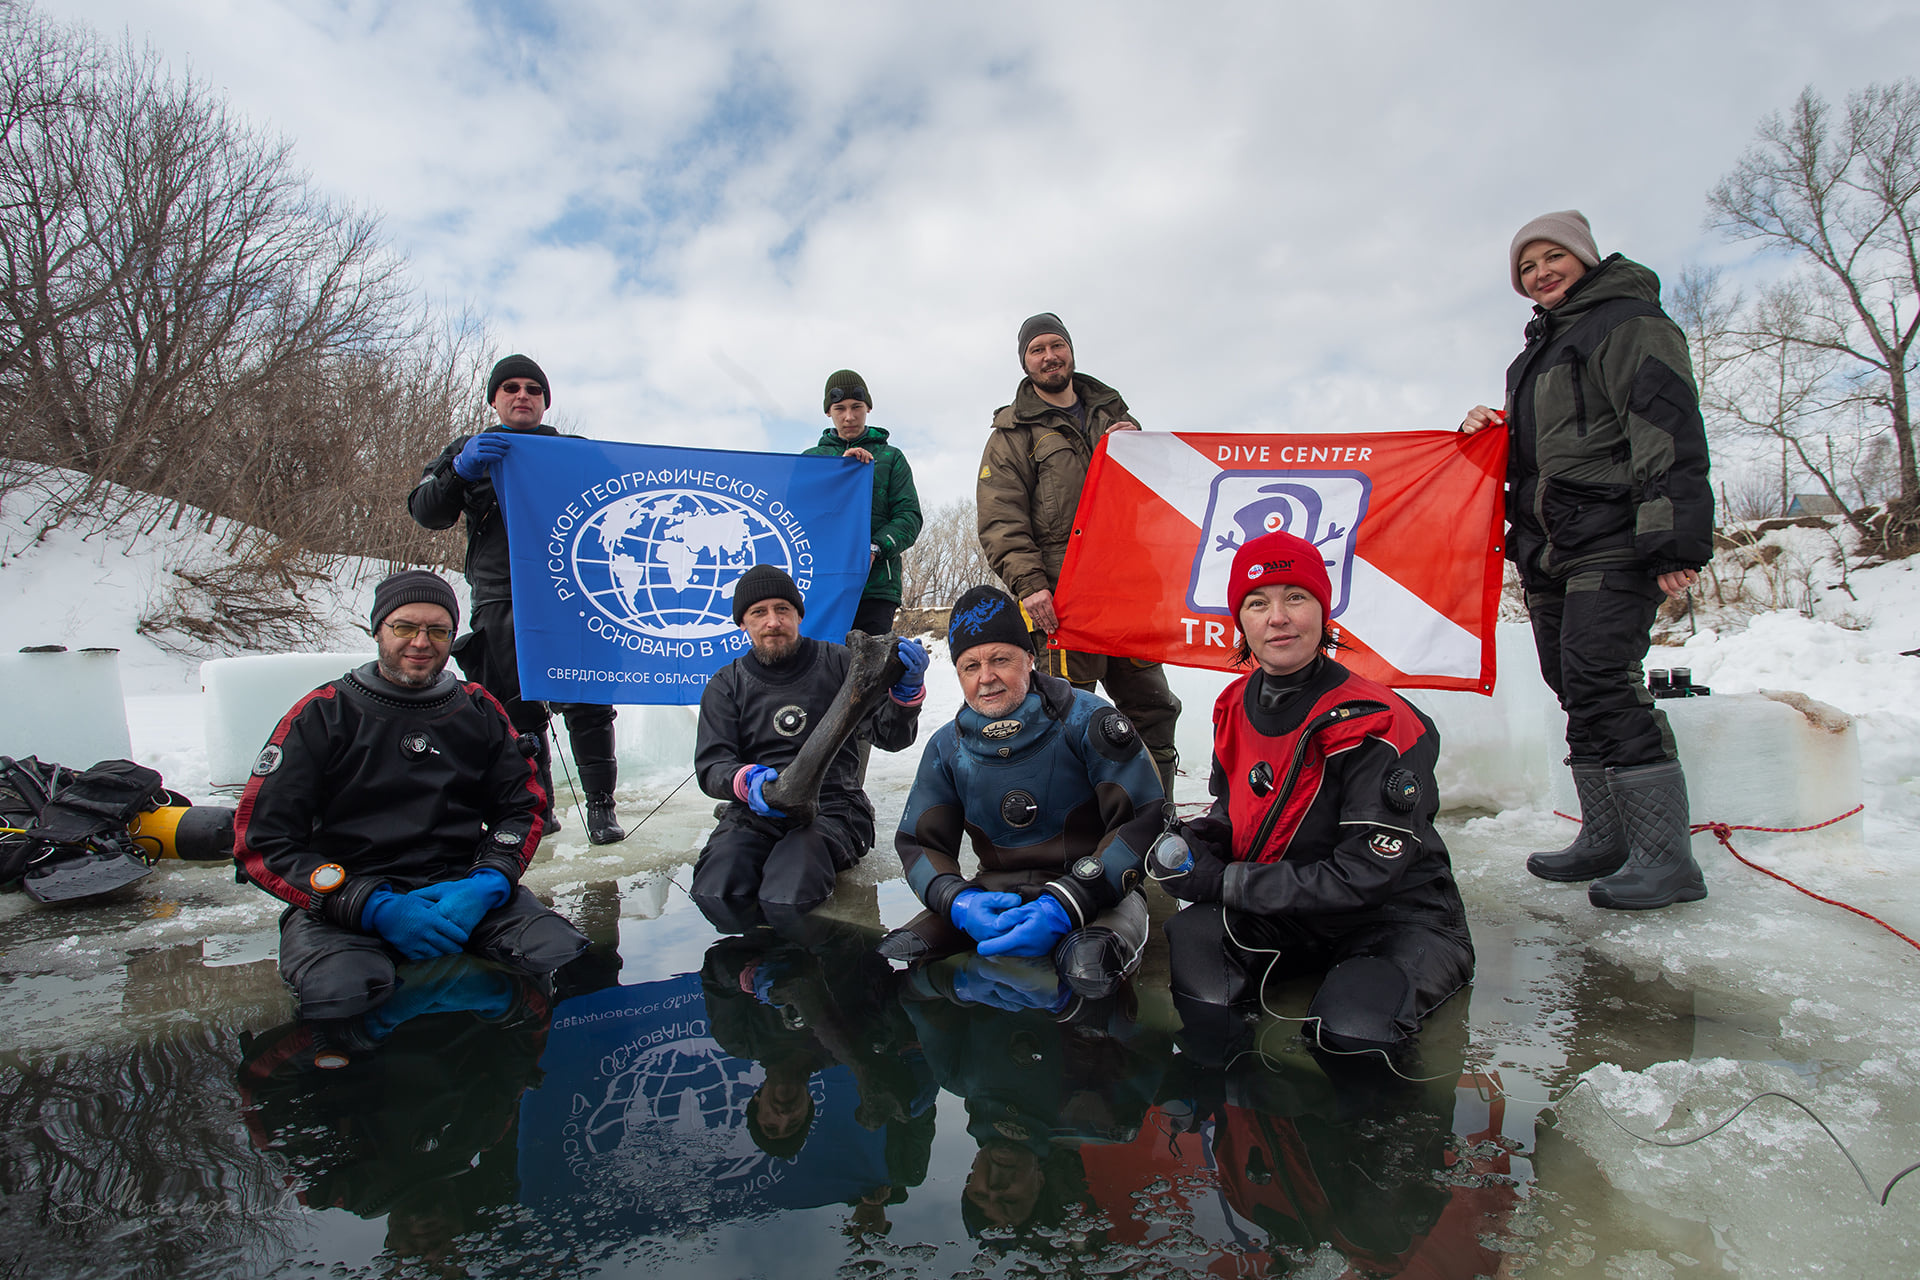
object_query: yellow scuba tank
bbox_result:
[128,805,236,862]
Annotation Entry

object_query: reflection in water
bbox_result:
[234,957,555,1272]
[906,959,1169,1247]
[0,884,1749,1276]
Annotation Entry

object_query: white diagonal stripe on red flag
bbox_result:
[1106,432,1216,530]
[1342,556,1482,678]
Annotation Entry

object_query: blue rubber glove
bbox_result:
[452,432,511,481]
[362,889,468,960]
[745,957,791,1005]
[743,765,784,818]
[361,957,515,1041]
[951,967,1030,1012]
[949,887,1022,942]
[891,637,930,701]
[411,869,512,936]
[977,894,1072,958]
[952,955,1071,1012]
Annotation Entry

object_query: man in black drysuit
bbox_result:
[408,353,625,844]
[234,570,588,1020]
[691,564,926,932]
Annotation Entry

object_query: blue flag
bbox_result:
[493,436,873,704]
[519,974,892,1230]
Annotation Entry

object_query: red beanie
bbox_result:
[1227,531,1332,621]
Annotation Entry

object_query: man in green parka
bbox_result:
[804,369,923,636]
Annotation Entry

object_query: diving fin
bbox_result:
[22,841,152,902]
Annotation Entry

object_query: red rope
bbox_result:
[1552,802,1919,953]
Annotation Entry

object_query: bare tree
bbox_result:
[1708,80,1920,541]
[902,497,999,609]
[0,1,487,649]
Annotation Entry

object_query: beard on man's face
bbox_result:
[1029,361,1072,394]
[752,631,800,664]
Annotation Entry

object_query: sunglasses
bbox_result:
[386,621,453,644]
[499,380,543,397]
[828,386,868,406]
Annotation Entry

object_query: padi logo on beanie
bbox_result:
[1247,558,1296,581]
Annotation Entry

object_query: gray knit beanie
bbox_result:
[1016,313,1071,368]
[370,570,461,634]
[1509,211,1600,297]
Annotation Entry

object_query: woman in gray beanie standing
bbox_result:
[1460,211,1713,910]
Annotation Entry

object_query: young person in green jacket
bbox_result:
[804,370,923,636]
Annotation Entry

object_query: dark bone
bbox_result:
[759,630,905,825]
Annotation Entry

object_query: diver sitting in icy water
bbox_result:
[879,586,1164,1000]
[691,564,929,933]
[234,571,588,1020]
[1157,531,1475,1064]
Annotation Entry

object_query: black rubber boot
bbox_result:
[1589,760,1707,910]
[567,719,620,843]
[874,927,931,963]
[1527,763,1627,882]
[585,793,626,845]
[1053,928,1130,999]
[1053,891,1149,997]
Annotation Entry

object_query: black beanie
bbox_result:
[732,564,805,624]
[370,570,461,634]
[947,585,1031,660]
[1016,313,1070,368]
[487,354,551,406]
[823,370,871,414]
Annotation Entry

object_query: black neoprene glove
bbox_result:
[1161,840,1227,904]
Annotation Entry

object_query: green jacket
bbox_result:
[1503,254,1712,588]
[975,373,1135,601]
[803,424,922,604]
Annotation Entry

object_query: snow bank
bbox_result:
[1,471,391,695]
[1407,622,1561,812]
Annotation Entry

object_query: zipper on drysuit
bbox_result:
[1242,701,1389,861]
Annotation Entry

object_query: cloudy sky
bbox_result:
[38,0,1920,510]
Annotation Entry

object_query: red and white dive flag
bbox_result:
[1052,430,1509,692]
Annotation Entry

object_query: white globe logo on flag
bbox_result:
[571,490,796,640]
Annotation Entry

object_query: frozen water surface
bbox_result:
[4,488,1918,1276]
[3,661,1917,1279]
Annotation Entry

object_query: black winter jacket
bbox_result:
[408,424,562,609]
[1504,255,1712,588]
[234,663,545,931]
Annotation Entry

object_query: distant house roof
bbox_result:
[1785,493,1845,517]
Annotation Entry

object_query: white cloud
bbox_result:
[38,0,1920,508]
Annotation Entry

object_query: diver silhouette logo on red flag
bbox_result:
[1188,472,1369,619]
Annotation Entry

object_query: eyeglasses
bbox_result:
[498,380,543,397]
[828,386,868,406]
[386,621,453,644]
